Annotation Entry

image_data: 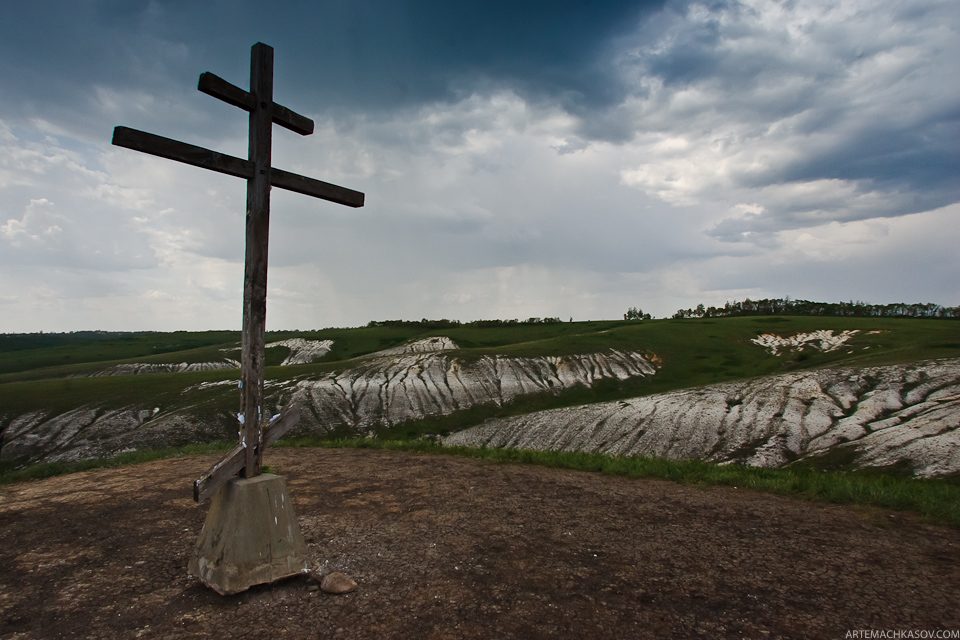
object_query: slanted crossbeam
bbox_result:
[192,407,303,503]
[113,43,364,502]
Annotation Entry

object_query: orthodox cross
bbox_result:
[112,43,364,502]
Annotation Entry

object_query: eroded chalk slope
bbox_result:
[291,347,656,432]
[0,338,655,464]
[444,358,960,477]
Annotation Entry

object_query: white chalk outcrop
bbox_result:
[6,331,959,477]
[87,360,241,376]
[444,358,960,477]
[291,347,657,432]
[84,339,334,376]
[369,336,458,356]
[0,339,656,464]
[751,330,861,355]
[264,339,333,365]
[0,405,222,464]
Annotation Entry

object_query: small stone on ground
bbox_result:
[321,572,357,594]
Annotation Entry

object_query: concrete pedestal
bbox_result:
[189,474,309,595]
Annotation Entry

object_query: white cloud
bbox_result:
[0,123,157,271]
[685,202,960,309]
[612,0,960,243]
[0,1,956,332]
[1,198,62,246]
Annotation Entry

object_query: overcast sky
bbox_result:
[1,0,958,332]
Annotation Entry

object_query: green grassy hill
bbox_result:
[1,317,957,424]
[3,318,960,524]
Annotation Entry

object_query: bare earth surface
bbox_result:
[1,448,958,639]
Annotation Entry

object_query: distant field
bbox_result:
[1,317,957,422]
[0,331,238,376]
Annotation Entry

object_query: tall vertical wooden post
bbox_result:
[113,41,365,594]
[241,43,274,478]
[113,40,364,502]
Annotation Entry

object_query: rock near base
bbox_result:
[321,572,358,594]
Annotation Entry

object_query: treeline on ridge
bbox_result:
[0,330,155,352]
[667,298,960,320]
[366,317,565,329]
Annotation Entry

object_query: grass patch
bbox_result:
[4,317,959,415]
[0,368,243,416]
[0,331,241,376]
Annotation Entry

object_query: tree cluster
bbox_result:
[366,317,564,329]
[669,298,960,320]
[623,307,652,321]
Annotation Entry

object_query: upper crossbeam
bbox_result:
[199,72,315,136]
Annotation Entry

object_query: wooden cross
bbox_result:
[112,43,364,502]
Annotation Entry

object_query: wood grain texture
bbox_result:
[198,72,256,111]
[192,408,301,502]
[261,407,301,449]
[111,127,253,180]
[193,444,245,503]
[271,168,364,206]
[113,128,360,205]
[240,41,275,479]
[199,71,314,136]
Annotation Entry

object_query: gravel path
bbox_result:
[1,448,958,639]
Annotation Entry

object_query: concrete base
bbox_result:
[189,474,309,595]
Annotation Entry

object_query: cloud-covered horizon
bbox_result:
[1,0,957,332]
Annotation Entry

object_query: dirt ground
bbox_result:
[1,448,958,640]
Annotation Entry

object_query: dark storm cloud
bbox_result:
[2,0,958,331]
[0,0,665,130]
[776,119,960,199]
[613,0,960,239]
